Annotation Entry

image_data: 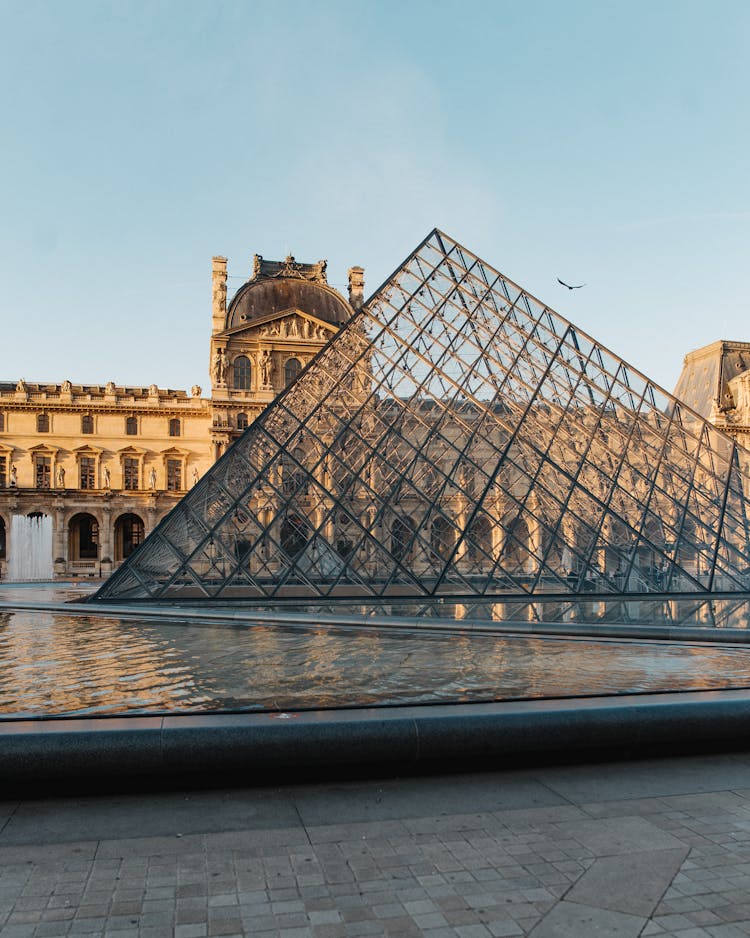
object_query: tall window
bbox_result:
[166,459,182,492]
[168,418,181,437]
[284,357,301,386]
[81,415,94,434]
[115,513,144,561]
[236,412,248,430]
[233,355,252,390]
[0,413,4,431]
[0,517,5,560]
[0,456,6,488]
[80,456,96,490]
[126,416,137,435]
[123,457,139,490]
[37,413,49,433]
[35,456,51,489]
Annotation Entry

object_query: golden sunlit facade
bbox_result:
[0,253,364,579]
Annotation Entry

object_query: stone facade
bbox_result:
[674,340,750,456]
[0,254,363,579]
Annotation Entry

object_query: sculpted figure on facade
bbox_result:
[258,350,273,387]
[149,384,159,396]
[61,379,72,393]
[212,348,227,385]
[10,465,17,486]
[192,466,199,486]
[56,466,65,487]
[16,379,26,393]
[149,467,157,490]
[103,466,111,489]
[105,381,115,394]
[191,385,202,398]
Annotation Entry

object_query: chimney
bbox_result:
[211,256,228,335]
[348,266,365,311]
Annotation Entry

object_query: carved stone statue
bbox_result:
[16,378,26,393]
[301,319,310,339]
[61,379,72,393]
[191,385,202,397]
[102,467,111,489]
[105,381,115,394]
[259,350,273,386]
[56,466,65,487]
[10,465,17,486]
[212,279,226,303]
[149,467,157,490]
[192,466,199,486]
[149,383,159,396]
[289,318,299,338]
[252,254,263,280]
[212,348,227,385]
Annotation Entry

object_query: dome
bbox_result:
[226,277,352,329]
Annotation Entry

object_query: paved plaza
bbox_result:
[2,752,750,937]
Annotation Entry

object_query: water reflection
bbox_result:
[2,608,750,718]
[257,596,750,630]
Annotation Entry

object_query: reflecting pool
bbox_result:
[3,605,750,718]
[3,584,750,720]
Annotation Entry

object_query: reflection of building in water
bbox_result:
[0,254,364,579]
[96,231,750,603]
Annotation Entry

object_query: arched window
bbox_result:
[285,357,302,386]
[114,513,144,561]
[168,418,181,437]
[467,515,493,566]
[125,416,137,435]
[431,516,454,563]
[236,412,248,430]
[233,355,252,390]
[68,513,99,561]
[280,512,310,558]
[37,413,49,433]
[391,517,415,563]
[81,414,94,434]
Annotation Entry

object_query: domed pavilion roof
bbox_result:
[225,254,352,329]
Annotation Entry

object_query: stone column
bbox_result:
[348,266,365,311]
[211,256,227,335]
[53,498,66,577]
[146,498,158,537]
[100,503,113,578]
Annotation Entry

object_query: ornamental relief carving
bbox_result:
[256,316,331,341]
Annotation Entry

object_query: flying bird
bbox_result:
[557,278,586,290]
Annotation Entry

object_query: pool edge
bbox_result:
[3,689,750,785]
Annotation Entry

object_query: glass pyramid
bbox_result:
[94,230,750,602]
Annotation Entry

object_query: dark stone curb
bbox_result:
[3,690,750,784]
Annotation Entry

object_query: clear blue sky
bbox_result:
[1,0,748,394]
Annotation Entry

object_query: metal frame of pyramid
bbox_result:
[94,229,750,602]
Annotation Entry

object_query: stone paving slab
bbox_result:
[6,753,750,935]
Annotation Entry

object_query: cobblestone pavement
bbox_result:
[3,752,750,937]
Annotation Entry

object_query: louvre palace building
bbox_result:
[3,230,750,598]
[0,254,365,580]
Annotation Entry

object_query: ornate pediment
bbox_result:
[220,308,337,343]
